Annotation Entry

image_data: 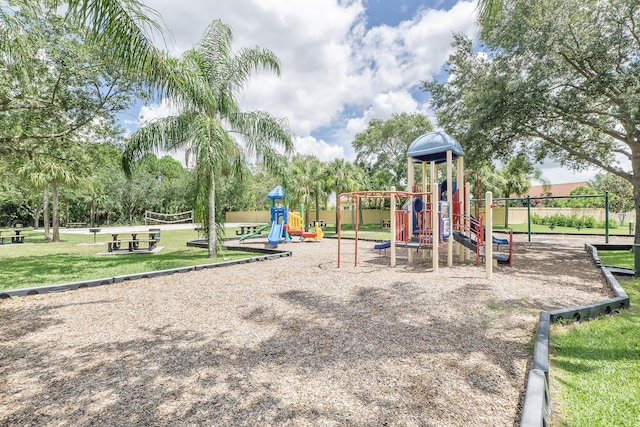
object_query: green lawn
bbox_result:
[0,228,255,291]
[500,223,630,235]
[322,223,392,241]
[550,268,640,425]
[597,250,634,269]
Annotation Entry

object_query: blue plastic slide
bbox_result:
[268,221,283,246]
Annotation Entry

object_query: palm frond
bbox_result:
[227,110,295,158]
[123,111,198,177]
[224,46,281,97]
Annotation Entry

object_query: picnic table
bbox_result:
[235,224,261,235]
[106,230,159,252]
[309,220,327,228]
[382,220,391,228]
[0,229,25,244]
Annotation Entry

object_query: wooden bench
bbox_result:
[107,239,158,252]
[382,220,391,228]
[0,229,24,244]
[68,222,86,228]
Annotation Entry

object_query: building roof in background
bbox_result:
[525,181,588,198]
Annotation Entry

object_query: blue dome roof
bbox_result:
[267,186,286,199]
[406,131,464,164]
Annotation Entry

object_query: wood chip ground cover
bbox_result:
[0,234,624,426]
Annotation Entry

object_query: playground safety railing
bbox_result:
[394,210,409,243]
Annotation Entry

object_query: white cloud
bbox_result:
[295,136,344,162]
[346,90,419,136]
[139,0,478,162]
[138,98,179,124]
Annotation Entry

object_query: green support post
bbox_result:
[527,195,531,242]
[605,191,609,244]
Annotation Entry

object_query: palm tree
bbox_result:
[18,143,92,242]
[124,20,294,258]
[499,154,546,227]
[1,0,211,142]
[476,0,505,28]
[287,155,327,230]
[325,159,366,226]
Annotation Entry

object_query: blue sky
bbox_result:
[128,0,597,184]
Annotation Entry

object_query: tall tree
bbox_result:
[17,141,92,241]
[0,1,142,157]
[352,112,434,190]
[287,155,326,229]
[124,20,294,257]
[425,0,640,242]
[590,173,634,216]
[325,158,366,226]
[1,0,177,107]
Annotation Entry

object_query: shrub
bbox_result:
[596,218,618,229]
[530,213,608,229]
[582,216,596,228]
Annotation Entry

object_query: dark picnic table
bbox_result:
[235,224,262,235]
[106,230,159,252]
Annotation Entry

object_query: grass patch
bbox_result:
[0,229,256,291]
[597,250,634,269]
[323,223,392,241]
[499,223,630,235]
[550,278,640,426]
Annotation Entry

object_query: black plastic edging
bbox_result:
[520,369,551,427]
[521,243,632,426]
[0,244,292,299]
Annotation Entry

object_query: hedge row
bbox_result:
[530,213,618,229]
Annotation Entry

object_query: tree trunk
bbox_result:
[304,205,309,232]
[208,171,217,258]
[52,180,60,242]
[633,159,640,245]
[43,187,51,241]
[34,206,40,230]
[315,193,320,222]
[504,201,509,228]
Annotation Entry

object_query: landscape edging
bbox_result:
[0,243,291,299]
[520,243,632,426]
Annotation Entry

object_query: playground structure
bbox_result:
[239,186,323,247]
[337,131,512,277]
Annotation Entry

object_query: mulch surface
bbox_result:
[0,234,627,426]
